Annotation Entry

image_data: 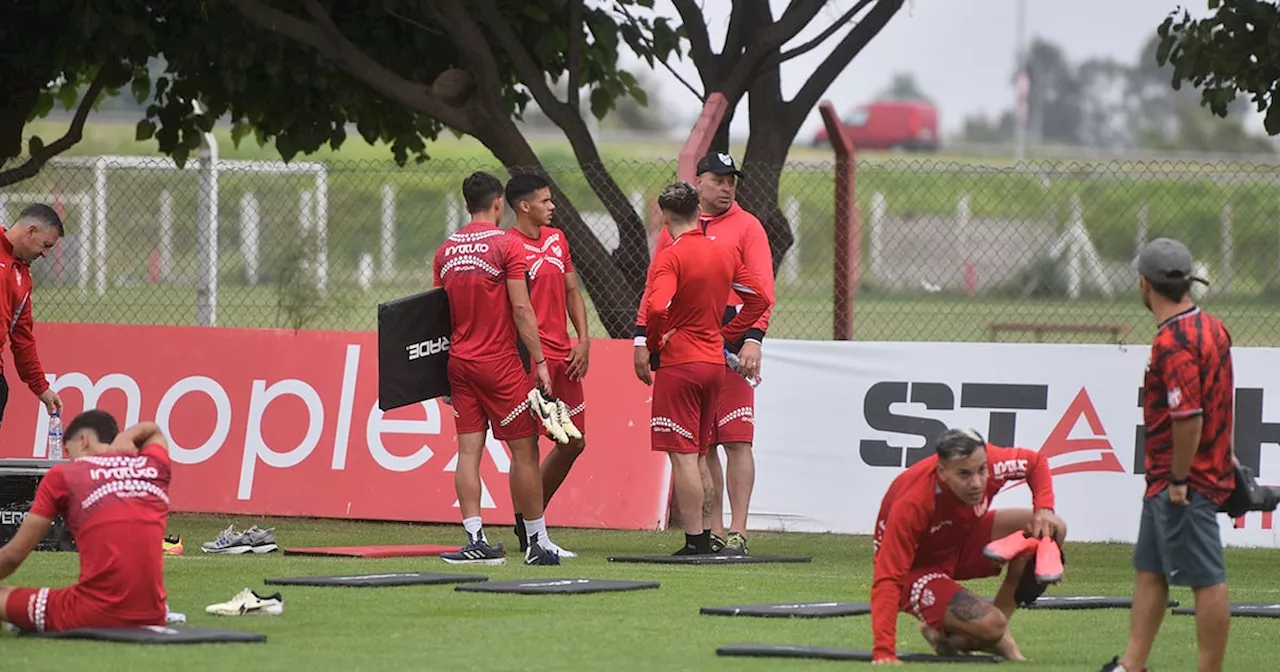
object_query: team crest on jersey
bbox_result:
[973,501,988,517]
[1168,386,1182,408]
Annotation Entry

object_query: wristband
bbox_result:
[535,358,546,365]
[1170,475,1189,486]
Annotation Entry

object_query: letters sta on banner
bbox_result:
[0,323,666,531]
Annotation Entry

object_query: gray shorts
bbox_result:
[1133,487,1226,588]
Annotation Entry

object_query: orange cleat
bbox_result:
[983,531,1040,565]
[163,534,184,556]
[1034,538,1065,583]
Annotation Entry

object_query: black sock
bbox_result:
[685,531,712,553]
[515,514,525,530]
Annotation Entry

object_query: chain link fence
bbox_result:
[4,154,1280,346]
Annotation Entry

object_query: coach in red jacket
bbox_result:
[0,205,65,424]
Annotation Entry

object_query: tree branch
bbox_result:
[709,0,827,109]
[787,0,904,125]
[775,0,875,65]
[471,0,583,127]
[753,0,828,56]
[670,0,717,86]
[228,0,473,132]
[423,0,509,97]
[568,0,582,110]
[615,1,703,100]
[0,67,113,189]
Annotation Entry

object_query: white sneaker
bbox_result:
[541,537,578,559]
[205,588,284,616]
[528,389,569,444]
[555,400,582,441]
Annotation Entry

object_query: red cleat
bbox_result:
[983,531,1040,565]
[1035,538,1065,584]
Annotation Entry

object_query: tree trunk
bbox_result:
[471,110,645,338]
[738,70,797,273]
[0,79,41,163]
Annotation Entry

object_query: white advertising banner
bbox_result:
[748,340,1280,549]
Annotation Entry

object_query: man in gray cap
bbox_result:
[1101,237,1235,672]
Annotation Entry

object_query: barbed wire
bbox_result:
[2,155,1277,346]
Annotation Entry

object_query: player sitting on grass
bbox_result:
[870,428,1068,665]
[0,410,173,633]
[642,181,771,556]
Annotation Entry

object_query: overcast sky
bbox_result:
[620,0,1233,140]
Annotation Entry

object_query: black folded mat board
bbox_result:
[455,578,659,595]
[608,554,811,565]
[1020,595,1178,610]
[20,626,266,644]
[264,572,487,587]
[716,644,1003,663]
[1172,602,1280,617]
[701,602,871,618]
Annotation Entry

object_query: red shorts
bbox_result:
[448,355,537,441]
[528,357,586,438]
[650,362,722,455]
[711,365,755,446]
[4,586,161,632]
[899,511,1001,632]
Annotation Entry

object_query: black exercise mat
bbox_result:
[1172,602,1280,618]
[608,554,811,565]
[20,625,266,644]
[264,572,488,587]
[701,601,870,618]
[455,578,659,595]
[716,643,1003,663]
[1021,595,1178,610]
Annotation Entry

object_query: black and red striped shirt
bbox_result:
[1142,306,1236,505]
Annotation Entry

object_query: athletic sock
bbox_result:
[685,531,712,553]
[525,517,547,549]
[463,516,486,544]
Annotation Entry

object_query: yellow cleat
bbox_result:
[163,534,184,556]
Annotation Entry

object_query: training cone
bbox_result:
[983,531,1040,565]
[1034,538,1065,584]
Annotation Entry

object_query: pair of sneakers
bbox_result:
[528,389,581,445]
[983,531,1066,584]
[441,531,562,566]
[201,524,278,554]
[513,516,577,559]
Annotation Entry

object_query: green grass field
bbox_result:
[4,513,1279,671]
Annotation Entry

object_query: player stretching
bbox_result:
[0,410,172,632]
[643,181,771,555]
[634,152,775,556]
[504,174,590,559]
[870,428,1068,665]
[434,172,560,567]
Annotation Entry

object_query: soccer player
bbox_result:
[503,174,590,559]
[634,152,775,556]
[0,410,171,632]
[642,181,771,555]
[433,171,560,567]
[870,428,1068,665]
[1100,238,1235,672]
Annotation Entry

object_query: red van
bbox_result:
[811,100,940,151]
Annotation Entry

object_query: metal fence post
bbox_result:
[195,123,219,327]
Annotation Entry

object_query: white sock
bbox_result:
[525,517,547,548]
[463,517,486,543]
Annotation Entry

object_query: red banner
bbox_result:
[0,323,670,531]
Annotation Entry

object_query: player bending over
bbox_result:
[0,410,172,632]
[433,171,560,567]
[504,174,590,559]
[870,428,1068,664]
[643,181,771,555]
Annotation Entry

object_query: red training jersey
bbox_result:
[433,222,528,363]
[0,231,49,396]
[1142,306,1236,505]
[636,203,775,349]
[505,226,574,361]
[870,445,1055,661]
[644,227,771,367]
[30,444,172,625]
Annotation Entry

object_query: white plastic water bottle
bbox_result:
[47,411,64,460]
[724,350,762,388]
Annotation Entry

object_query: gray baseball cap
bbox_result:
[1137,237,1209,286]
